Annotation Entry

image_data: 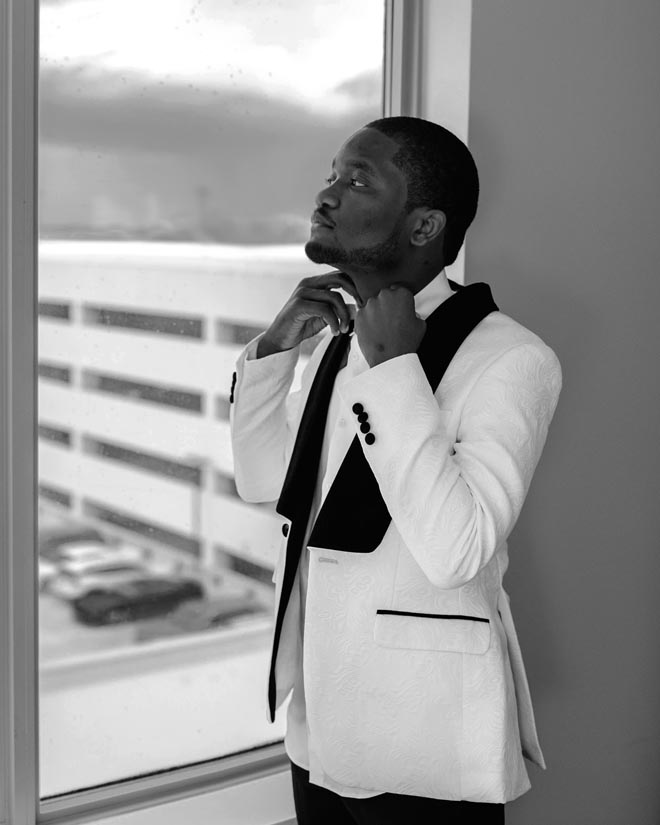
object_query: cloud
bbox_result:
[39,63,379,155]
[333,69,382,108]
[37,0,384,242]
[39,0,384,105]
[38,63,382,240]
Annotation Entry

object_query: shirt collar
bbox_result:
[346,269,456,333]
[413,269,457,320]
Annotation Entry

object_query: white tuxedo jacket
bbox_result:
[229,300,561,804]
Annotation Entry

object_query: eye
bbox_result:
[323,174,367,188]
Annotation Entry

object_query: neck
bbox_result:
[343,259,449,304]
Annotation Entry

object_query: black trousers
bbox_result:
[290,760,505,825]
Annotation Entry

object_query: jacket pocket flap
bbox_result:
[374,610,491,655]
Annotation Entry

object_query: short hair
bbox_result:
[365,116,479,266]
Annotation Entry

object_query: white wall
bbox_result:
[468,2,660,822]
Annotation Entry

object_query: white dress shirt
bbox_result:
[245,271,457,798]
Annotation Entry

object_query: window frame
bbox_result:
[1,1,472,822]
[1,0,39,823]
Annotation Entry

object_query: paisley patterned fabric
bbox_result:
[229,274,561,803]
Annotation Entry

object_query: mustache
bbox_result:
[311,210,335,227]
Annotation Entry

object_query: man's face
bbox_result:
[305,128,410,299]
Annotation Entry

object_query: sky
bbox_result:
[40,0,385,111]
[37,0,385,239]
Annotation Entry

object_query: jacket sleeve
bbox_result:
[337,341,562,589]
[229,331,331,503]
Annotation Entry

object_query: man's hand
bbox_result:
[355,284,426,368]
[257,271,359,358]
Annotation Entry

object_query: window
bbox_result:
[37,0,385,803]
[2,1,472,822]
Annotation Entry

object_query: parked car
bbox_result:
[39,524,109,560]
[136,590,264,641]
[48,559,149,600]
[170,591,261,629]
[72,577,205,626]
[38,558,58,591]
[49,541,144,566]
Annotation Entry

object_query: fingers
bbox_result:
[300,301,343,336]
[297,287,352,334]
[301,270,360,303]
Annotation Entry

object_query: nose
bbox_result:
[315,180,340,211]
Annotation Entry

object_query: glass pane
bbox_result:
[38,0,384,797]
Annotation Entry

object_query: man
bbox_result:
[229,116,561,823]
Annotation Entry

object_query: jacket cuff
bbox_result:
[228,333,300,410]
[240,333,300,382]
[338,352,452,452]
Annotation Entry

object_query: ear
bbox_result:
[409,208,446,247]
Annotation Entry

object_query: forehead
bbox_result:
[333,127,403,179]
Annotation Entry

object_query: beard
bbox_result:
[305,217,405,271]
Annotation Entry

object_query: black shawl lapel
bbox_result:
[307,280,498,552]
[269,325,352,721]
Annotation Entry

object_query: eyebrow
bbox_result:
[330,157,377,175]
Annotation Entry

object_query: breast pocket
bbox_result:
[374,609,491,655]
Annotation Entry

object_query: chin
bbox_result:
[305,240,343,265]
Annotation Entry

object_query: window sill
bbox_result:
[39,743,295,825]
[90,770,295,825]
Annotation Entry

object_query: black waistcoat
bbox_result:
[268,280,498,720]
